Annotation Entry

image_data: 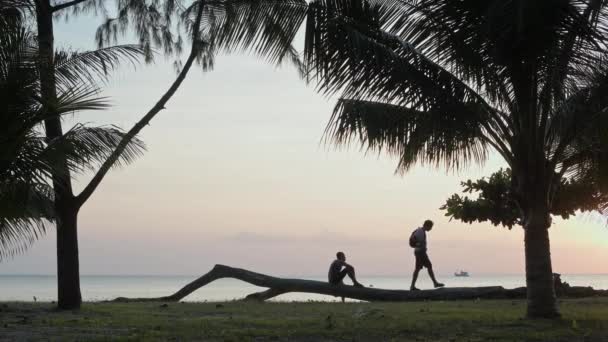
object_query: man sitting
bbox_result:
[328,251,364,287]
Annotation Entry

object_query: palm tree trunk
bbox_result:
[523,206,559,318]
[56,206,82,309]
[35,0,82,310]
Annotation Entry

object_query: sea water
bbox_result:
[1,274,607,302]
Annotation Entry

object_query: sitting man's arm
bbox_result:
[342,261,355,270]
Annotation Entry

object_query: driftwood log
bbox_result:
[113,264,607,303]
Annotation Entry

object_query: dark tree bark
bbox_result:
[524,208,559,318]
[112,265,607,303]
[112,264,510,303]
[35,0,82,310]
[55,206,81,309]
[515,157,560,318]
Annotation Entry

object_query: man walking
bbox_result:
[410,220,445,291]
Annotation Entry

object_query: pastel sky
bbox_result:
[1,11,606,277]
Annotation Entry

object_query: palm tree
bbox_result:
[21,0,306,309]
[303,0,608,317]
[0,11,146,259]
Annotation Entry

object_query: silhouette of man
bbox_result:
[328,252,364,287]
[410,220,445,291]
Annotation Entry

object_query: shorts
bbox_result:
[415,250,432,270]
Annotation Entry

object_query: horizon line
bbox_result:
[1,272,607,278]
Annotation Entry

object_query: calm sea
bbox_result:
[1,274,607,302]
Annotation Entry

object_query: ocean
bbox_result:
[1,274,607,302]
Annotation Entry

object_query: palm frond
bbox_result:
[0,20,49,185]
[94,0,307,72]
[407,2,601,80]
[537,0,608,114]
[304,0,489,114]
[327,99,488,171]
[0,0,33,18]
[599,114,608,195]
[43,124,147,175]
[54,45,146,90]
[276,44,306,78]
[387,0,515,110]
[562,108,608,195]
[0,134,50,184]
[0,181,54,260]
[95,0,184,61]
[198,0,307,64]
[54,84,109,115]
[547,58,608,168]
[545,60,608,220]
[1,3,150,259]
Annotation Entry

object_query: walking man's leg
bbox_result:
[424,253,444,288]
[427,266,444,287]
[411,251,423,290]
[410,267,421,291]
[412,251,444,289]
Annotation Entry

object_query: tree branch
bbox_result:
[51,0,91,12]
[74,1,206,208]
[245,288,289,301]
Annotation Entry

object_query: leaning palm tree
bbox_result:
[0,12,146,259]
[303,0,608,317]
[21,0,307,309]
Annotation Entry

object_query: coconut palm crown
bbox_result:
[303,0,608,318]
[0,13,146,259]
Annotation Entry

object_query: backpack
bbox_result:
[409,229,418,248]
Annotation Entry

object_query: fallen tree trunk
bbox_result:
[113,264,509,302]
[112,265,608,303]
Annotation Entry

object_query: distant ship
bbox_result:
[454,270,469,277]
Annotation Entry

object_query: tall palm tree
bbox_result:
[303,0,608,318]
[22,0,306,309]
[0,12,146,259]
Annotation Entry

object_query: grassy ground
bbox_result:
[0,298,607,341]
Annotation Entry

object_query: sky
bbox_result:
[0,10,606,277]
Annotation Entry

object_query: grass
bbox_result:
[0,298,607,341]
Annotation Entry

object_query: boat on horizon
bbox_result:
[454,270,470,277]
